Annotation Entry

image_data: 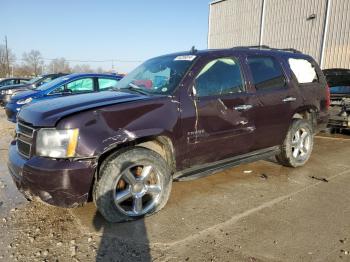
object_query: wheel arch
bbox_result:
[291,105,318,132]
[96,135,177,177]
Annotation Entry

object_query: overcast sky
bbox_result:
[1,0,210,73]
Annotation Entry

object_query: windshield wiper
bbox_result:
[117,83,149,95]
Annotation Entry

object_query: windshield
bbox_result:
[35,76,69,91]
[27,76,44,84]
[114,54,196,95]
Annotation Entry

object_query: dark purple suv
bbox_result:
[8,46,329,222]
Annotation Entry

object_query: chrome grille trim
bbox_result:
[16,122,36,158]
[16,122,35,138]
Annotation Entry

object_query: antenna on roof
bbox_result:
[190,46,197,54]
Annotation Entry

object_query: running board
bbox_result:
[173,146,280,182]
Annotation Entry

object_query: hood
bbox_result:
[18,91,149,127]
[10,90,39,101]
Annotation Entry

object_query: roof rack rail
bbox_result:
[233,45,302,54]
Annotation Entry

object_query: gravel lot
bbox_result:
[0,110,350,262]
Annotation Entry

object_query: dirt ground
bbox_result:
[1,110,350,262]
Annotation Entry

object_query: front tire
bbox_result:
[94,147,172,222]
[276,119,314,167]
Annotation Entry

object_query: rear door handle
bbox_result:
[283,97,297,102]
[234,104,253,111]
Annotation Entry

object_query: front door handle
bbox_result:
[234,104,253,111]
[283,97,297,102]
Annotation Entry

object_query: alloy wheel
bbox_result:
[291,128,311,160]
[112,163,162,217]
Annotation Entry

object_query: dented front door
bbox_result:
[184,55,257,166]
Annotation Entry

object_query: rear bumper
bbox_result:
[8,140,97,208]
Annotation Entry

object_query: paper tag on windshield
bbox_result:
[174,55,196,61]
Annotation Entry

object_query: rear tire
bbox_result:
[93,147,172,222]
[276,119,314,167]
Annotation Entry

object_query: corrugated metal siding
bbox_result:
[262,0,327,63]
[322,0,350,69]
[208,0,263,48]
[208,0,350,69]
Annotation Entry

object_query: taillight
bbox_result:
[325,84,331,110]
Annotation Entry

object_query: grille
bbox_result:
[17,140,31,157]
[17,122,34,138]
[16,122,35,158]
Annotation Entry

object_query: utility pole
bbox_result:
[4,36,10,77]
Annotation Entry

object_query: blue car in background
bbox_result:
[5,73,122,122]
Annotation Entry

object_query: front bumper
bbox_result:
[5,102,20,123]
[0,94,6,107]
[0,94,12,107]
[8,140,96,208]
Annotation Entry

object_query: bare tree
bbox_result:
[71,64,93,73]
[22,50,44,76]
[13,64,33,77]
[96,67,105,73]
[48,58,71,73]
[0,45,16,77]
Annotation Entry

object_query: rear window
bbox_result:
[288,58,318,84]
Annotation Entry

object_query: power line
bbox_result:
[16,57,143,63]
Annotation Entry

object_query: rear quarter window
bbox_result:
[288,58,318,84]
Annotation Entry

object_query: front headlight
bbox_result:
[5,89,13,95]
[17,97,33,105]
[36,128,79,158]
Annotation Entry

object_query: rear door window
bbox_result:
[66,78,94,94]
[288,58,318,84]
[195,57,245,97]
[98,78,119,91]
[247,56,286,90]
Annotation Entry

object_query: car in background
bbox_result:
[5,73,123,122]
[323,68,350,130]
[0,77,30,87]
[0,73,66,106]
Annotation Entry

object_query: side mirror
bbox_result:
[62,90,73,95]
